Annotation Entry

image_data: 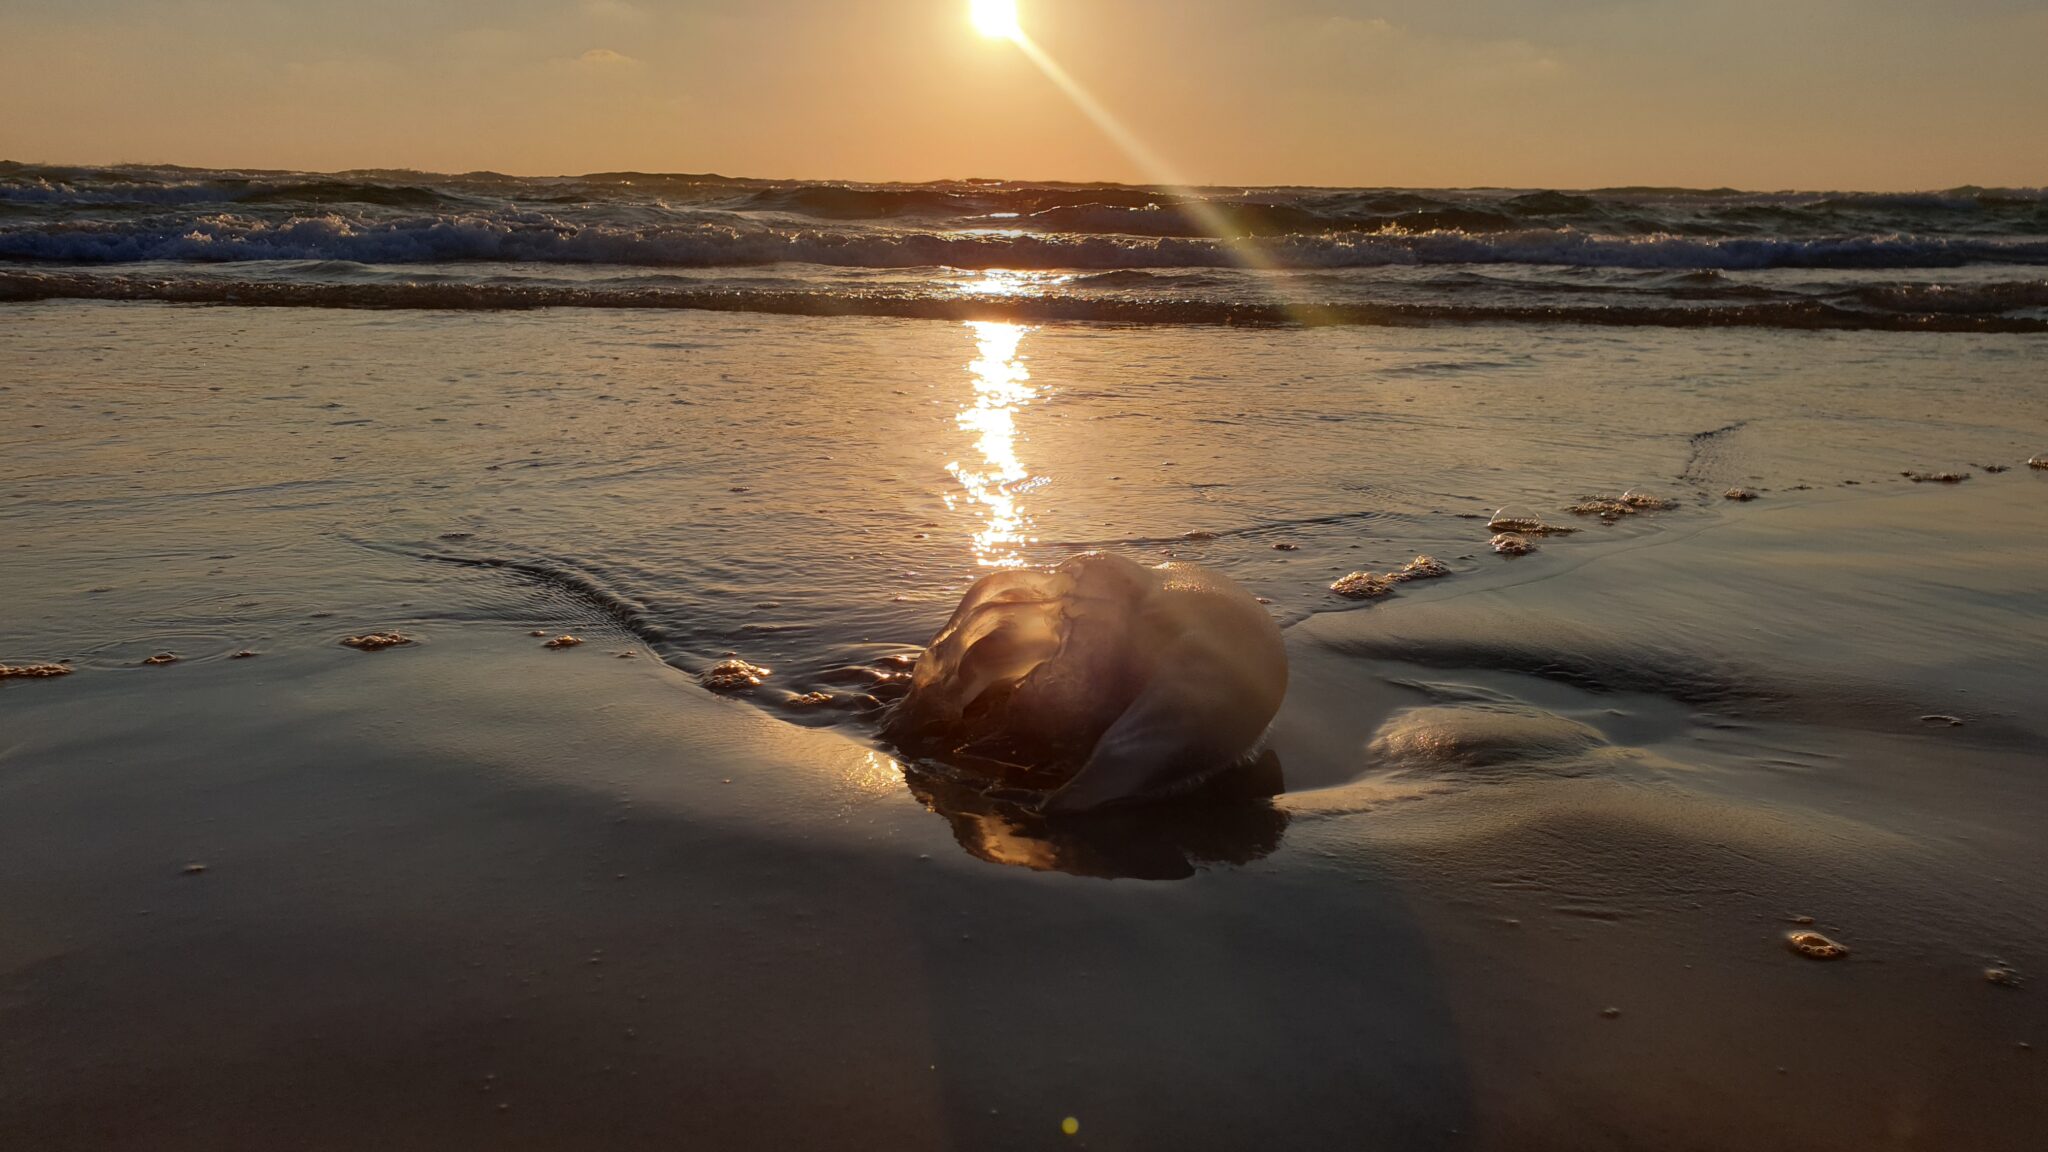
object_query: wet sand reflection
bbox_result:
[902,751,1291,881]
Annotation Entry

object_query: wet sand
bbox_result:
[5,303,2047,1148]
[5,479,2045,1151]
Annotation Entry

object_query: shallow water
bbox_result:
[4,302,2042,689]
[6,298,2046,841]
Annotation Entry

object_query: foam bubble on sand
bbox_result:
[1571,498,1631,518]
[1903,471,1971,483]
[1488,508,1577,536]
[1333,555,1452,600]
[543,635,584,649]
[340,633,412,651]
[1490,533,1536,556]
[0,662,72,679]
[887,552,1286,812]
[1787,931,1850,960]
[1331,572,1398,600]
[1367,704,1607,776]
[1399,555,1452,581]
[702,658,771,692]
[2028,456,2047,470]
[1570,489,1677,521]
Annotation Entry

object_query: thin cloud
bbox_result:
[571,47,639,67]
[580,0,650,20]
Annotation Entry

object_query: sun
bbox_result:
[970,0,1023,41]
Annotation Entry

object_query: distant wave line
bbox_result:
[7,215,2048,271]
[5,270,2041,333]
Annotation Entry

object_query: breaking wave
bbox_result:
[7,212,2048,271]
[3,165,2042,330]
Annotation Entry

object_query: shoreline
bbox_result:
[6,272,2048,334]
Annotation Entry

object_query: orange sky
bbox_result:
[3,0,2044,189]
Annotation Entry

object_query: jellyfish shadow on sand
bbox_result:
[901,751,1291,881]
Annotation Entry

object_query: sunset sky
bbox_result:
[4,0,2044,189]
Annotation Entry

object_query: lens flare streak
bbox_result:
[990,16,1322,322]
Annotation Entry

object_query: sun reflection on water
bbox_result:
[844,751,909,797]
[950,268,1075,296]
[945,320,1043,568]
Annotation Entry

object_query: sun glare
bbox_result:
[970,0,1023,41]
[947,321,1040,568]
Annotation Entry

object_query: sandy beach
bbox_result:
[5,488,2045,1151]
[4,301,2044,1149]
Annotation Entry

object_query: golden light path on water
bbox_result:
[944,315,1042,568]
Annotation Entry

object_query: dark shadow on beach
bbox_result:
[901,749,1291,880]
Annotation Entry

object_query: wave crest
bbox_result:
[7,212,2047,272]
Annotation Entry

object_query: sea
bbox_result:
[5,162,2048,1148]
[3,162,2046,330]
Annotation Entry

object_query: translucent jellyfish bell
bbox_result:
[885,553,1288,812]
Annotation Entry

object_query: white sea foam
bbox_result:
[6,211,2047,272]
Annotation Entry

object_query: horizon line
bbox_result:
[2,157,2042,200]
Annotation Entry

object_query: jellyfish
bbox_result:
[885,553,1288,812]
